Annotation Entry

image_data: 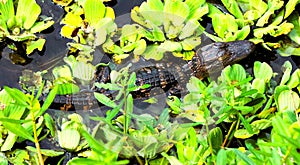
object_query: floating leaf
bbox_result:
[277,90,299,112]
[58,128,80,151]
[26,38,46,54]
[221,0,243,19]
[253,61,273,82]
[280,61,292,86]
[72,62,96,82]
[287,69,300,89]
[84,0,105,27]
[221,64,247,84]
[16,0,41,29]
[252,78,265,93]
[164,0,189,27]
[284,0,299,19]
[30,20,54,33]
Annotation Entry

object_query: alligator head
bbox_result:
[189,40,256,79]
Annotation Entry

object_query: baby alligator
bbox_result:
[46,40,255,111]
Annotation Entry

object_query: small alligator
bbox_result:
[45,40,255,111]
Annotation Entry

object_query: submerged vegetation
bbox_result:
[0,0,299,164]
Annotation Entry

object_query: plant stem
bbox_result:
[206,121,214,155]
[283,146,291,162]
[31,112,44,165]
[135,154,143,165]
[222,121,237,148]
[123,89,127,134]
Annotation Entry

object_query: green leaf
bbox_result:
[16,0,41,29]
[44,113,56,137]
[280,61,292,86]
[4,86,29,107]
[26,146,64,157]
[147,0,164,11]
[233,128,254,140]
[26,38,46,54]
[7,33,36,41]
[277,90,299,112]
[234,149,255,165]
[72,62,96,82]
[252,78,265,94]
[159,40,182,52]
[58,128,80,151]
[277,44,300,56]
[167,96,182,114]
[238,113,253,134]
[133,39,147,55]
[288,14,300,45]
[84,0,106,27]
[1,121,34,142]
[79,128,105,153]
[284,0,299,19]
[161,152,183,165]
[143,44,164,60]
[56,83,80,95]
[0,0,15,22]
[30,20,54,33]
[125,94,133,133]
[216,149,227,165]
[274,85,289,107]
[94,82,121,91]
[208,127,223,151]
[221,0,243,19]
[287,69,300,89]
[234,25,250,41]
[221,64,246,84]
[181,37,201,51]
[67,158,105,165]
[37,86,58,116]
[94,92,117,108]
[164,0,190,27]
[253,61,273,82]
[251,119,272,131]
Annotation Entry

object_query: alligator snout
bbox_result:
[223,40,256,65]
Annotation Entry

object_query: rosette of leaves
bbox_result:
[60,0,116,61]
[0,0,54,54]
[102,24,147,63]
[277,12,300,56]
[52,55,95,86]
[127,0,208,61]
[207,0,298,50]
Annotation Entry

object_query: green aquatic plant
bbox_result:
[102,24,147,63]
[103,0,208,62]
[277,12,300,56]
[0,83,59,165]
[0,0,54,54]
[94,64,150,133]
[207,0,298,50]
[60,0,116,61]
